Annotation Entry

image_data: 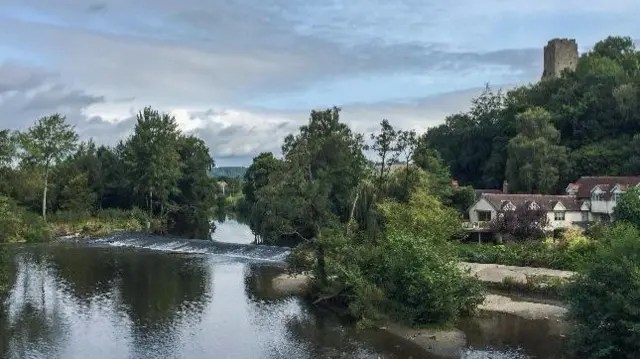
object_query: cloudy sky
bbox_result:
[1,1,639,166]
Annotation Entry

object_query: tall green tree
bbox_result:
[123,107,182,220]
[242,152,281,205]
[18,114,79,221]
[505,107,568,193]
[0,130,16,169]
[169,135,217,238]
[613,187,640,227]
[254,107,367,282]
[370,119,399,182]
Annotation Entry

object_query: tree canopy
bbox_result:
[420,36,640,193]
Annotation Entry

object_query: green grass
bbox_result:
[454,240,598,271]
[49,208,151,237]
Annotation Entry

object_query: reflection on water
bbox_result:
[0,220,567,359]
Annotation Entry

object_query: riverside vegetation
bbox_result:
[2,35,640,358]
[0,107,219,243]
[236,36,640,358]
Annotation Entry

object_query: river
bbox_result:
[0,219,565,358]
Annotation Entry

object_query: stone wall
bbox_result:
[542,38,578,79]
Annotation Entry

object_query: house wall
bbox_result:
[591,200,616,214]
[468,198,496,222]
[546,210,583,229]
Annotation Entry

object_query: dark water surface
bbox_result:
[0,220,565,359]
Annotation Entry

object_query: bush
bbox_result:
[376,231,485,325]
[455,237,599,271]
[565,224,640,358]
[302,187,485,328]
[0,196,52,243]
[50,207,149,237]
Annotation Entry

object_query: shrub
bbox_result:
[304,187,485,328]
[49,207,149,237]
[0,196,52,243]
[376,231,485,326]
[565,223,640,358]
[455,239,598,271]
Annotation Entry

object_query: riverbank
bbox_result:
[271,262,571,355]
[49,209,156,239]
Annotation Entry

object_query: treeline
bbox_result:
[0,107,219,242]
[423,36,640,193]
[211,166,247,179]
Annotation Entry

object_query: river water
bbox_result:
[0,219,565,358]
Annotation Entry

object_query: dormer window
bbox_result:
[613,192,622,202]
[592,192,601,201]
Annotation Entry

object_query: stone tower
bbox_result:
[542,38,578,79]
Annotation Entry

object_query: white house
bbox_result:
[465,176,640,233]
[565,176,640,222]
[467,193,584,231]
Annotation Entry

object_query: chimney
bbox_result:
[503,180,508,194]
[451,179,458,188]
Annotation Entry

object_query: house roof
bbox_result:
[480,193,583,211]
[570,176,640,199]
[473,189,503,199]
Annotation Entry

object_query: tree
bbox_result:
[505,107,568,193]
[370,119,399,182]
[412,144,453,200]
[169,135,217,238]
[18,114,78,221]
[123,107,182,221]
[253,107,367,284]
[0,130,16,169]
[242,152,281,205]
[613,187,640,227]
[565,224,640,358]
[489,204,550,241]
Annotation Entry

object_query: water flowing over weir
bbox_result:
[66,232,291,262]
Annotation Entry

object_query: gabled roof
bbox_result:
[480,193,582,211]
[573,176,640,199]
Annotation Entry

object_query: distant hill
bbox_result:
[211,166,247,179]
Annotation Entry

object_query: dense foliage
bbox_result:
[420,36,640,193]
[455,236,598,271]
[211,166,247,179]
[489,205,550,241]
[238,107,484,327]
[613,187,640,227]
[0,108,219,242]
[565,224,640,358]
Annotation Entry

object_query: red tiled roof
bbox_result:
[481,193,582,211]
[573,176,640,198]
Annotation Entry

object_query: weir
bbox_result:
[64,232,291,262]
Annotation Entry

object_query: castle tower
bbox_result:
[542,38,578,79]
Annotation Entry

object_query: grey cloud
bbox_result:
[78,115,136,145]
[0,62,53,94]
[0,62,106,131]
[85,3,108,13]
[0,3,543,105]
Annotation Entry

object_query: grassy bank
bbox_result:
[49,208,154,238]
[0,196,155,243]
[454,230,599,271]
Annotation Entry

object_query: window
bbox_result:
[592,193,601,201]
[581,212,589,222]
[554,212,565,221]
[477,210,492,222]
[613,192,622,202]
